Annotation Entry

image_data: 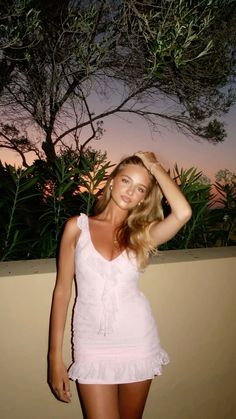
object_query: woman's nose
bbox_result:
[127,186,134,195]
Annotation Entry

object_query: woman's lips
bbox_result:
[121,195,131,203]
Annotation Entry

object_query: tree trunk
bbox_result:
[42,138,57,163]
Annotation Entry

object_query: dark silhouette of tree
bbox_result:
[0,0,236,165]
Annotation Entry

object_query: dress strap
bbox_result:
[76,213,88,230]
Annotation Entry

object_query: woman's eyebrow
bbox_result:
[122,174,148,189]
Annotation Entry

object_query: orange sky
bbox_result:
[1,104,236,184]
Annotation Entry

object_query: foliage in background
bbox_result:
[211,169,236,246]
[158,165,236,250]
[158,165,215,250]
[0,148,112,261]
[0,0,41,51]
[0,163,39,261]
[1,153,235,261]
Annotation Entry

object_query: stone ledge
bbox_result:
[0,246,235,277]
[0,258,56,277]
[152,246,236,265]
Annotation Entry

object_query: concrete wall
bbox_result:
[0,247,236,419]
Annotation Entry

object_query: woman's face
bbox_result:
[110,164,151,211]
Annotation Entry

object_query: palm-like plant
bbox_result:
[159,165,216,250]
[1,158,235,261]
[0,164,39,261]
[33,157,79,258]
[78,151,113,215]
[0,149,112,260]
[31,149,113,258]
[209,170,236,246]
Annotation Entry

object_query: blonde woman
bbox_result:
[48,151,192,419]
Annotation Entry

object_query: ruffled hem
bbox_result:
[68,351,170,384]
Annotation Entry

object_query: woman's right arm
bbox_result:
[48,217,79,403]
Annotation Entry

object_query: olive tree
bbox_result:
[0,0,236,165]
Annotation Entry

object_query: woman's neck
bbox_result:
[94,201,128,226]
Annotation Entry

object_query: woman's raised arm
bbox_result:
[135,151,192,247]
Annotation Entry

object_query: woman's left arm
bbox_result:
[136,152,192,247]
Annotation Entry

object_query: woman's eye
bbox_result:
[122,178,129,183]
[138,187,145,193]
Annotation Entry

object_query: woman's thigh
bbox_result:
[118,380,152,419]
[77,383,120,419]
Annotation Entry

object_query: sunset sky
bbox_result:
[1,99,236,183]
[93,106,236,182]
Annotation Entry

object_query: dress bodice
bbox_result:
[74,213,141,335]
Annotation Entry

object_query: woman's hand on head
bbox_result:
[134,151,159,171]
[48,359,72,403]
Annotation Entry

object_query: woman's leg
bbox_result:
[118,380,152,419]
[77,383,120,419]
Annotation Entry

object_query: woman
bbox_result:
[48,151,192,419]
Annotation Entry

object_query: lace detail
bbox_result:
[98,264,118,336]
[77,213,124,336]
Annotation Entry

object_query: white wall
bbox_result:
[0,247,236,419]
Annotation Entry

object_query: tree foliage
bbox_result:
[158,165,236,250]
[0,147,112,260]
[212,168,236,246]
[1,158,235,261]
[0,0,236,165]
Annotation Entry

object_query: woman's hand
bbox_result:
[134,151,160,173]
[48,359,72,403]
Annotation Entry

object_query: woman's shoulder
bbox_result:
[65,213,87,232]
[62,214,87,247]
[62,216,79,238]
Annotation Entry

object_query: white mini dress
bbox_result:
[68,213,169,384]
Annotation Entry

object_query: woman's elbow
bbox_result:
[176,206,192,223]
[181,206,192,222]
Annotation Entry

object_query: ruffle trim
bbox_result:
[68,351,170,384]
[77,213,87,230]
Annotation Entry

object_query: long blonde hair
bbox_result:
[94,155,164,269]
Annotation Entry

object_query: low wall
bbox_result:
[0,247,236,419]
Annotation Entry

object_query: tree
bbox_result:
[0,0,42,93]
[0,0,236,165]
